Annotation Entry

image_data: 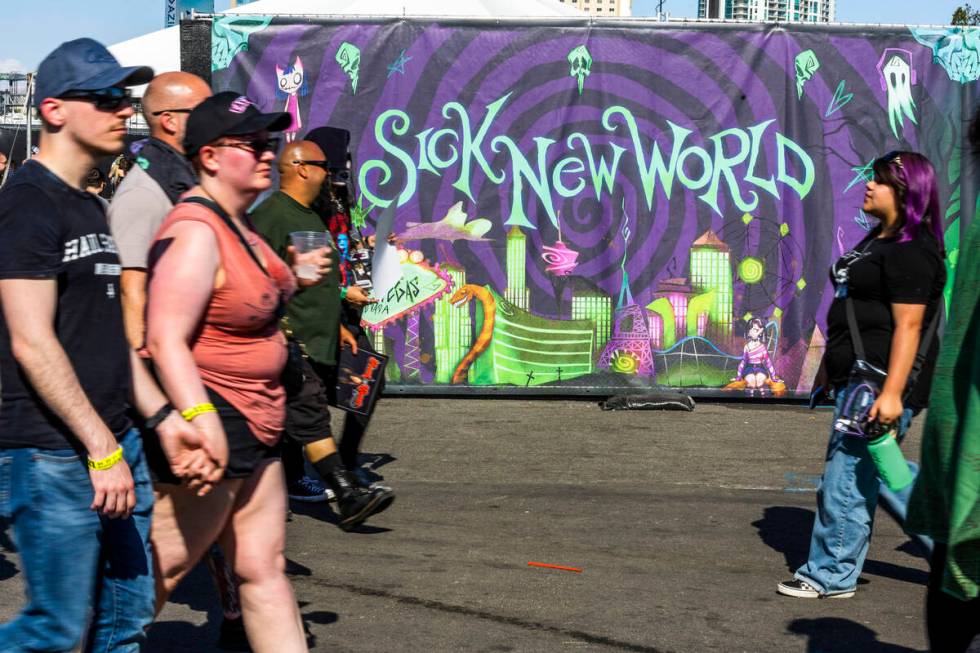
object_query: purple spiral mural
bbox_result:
[212,17,976,397]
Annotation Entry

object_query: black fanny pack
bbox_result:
[833,297,942,438]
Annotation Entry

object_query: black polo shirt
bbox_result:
[0,161,132,450]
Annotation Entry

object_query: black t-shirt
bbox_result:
[0,161,132,450]
[825,228,945,409]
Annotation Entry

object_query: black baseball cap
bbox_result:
[183,92,292,157]
[34,38,153,109]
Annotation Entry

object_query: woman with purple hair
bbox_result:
[778,151,946,599]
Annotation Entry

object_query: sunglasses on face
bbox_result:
[292,159,330,170]
[213,136,281,158]
[59,87,132,111]
[150,108,194,116]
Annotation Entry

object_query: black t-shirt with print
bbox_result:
[0,161,132,450]
[825,228,945,409]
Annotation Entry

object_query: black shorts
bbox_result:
[282,329,384,447]
[283,355,336,447]
[142,387,280,484]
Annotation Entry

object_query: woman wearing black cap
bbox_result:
[144,92,329,652]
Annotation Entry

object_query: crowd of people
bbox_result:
[0,39,394,653]
[0,35,978,653]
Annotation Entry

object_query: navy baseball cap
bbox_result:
[183,92,292,157]
[34,38,153,109]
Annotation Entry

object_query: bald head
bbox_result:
[142,72,212,146]
[278,140,329,206]
[278,141,327,176]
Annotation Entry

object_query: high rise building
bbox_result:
[505,226,529,310]
[556,0,632,16]
[698,0,835,22]
[433,265,471,384]
[654,277,693,340]
[689,230,733,339]
[571,291,613,353]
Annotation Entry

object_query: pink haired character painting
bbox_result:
[276,56,308,142]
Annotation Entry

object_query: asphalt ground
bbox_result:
[0,399,933,652]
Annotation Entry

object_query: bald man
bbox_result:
[108,71,211,348]
[251,140,394,530]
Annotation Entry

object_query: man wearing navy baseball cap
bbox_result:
[0,39,219,652]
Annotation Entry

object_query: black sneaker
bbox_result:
[287,476,334,503]
[217,616,251,651]
[777,578,855,599]
[338,486,396,532]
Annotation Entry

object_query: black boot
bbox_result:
[349,467,395,516]
[315,454,394,531]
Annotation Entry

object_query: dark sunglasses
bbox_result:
[150,108,194,116]
[292,159,330,170]
[213,136,281,158]
[59,87,132,111]
[880,150,905,169]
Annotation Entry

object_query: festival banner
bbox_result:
[211,18,979,396]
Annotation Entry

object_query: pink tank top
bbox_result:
[153,201,296,445]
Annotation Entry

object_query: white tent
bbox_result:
[109,27,181,88]
[109,0,584,90]
[230,0,584,17]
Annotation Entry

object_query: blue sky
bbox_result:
[0,0,969,72]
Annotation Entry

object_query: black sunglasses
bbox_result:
[150,108,194,116]
[292,159,330,170]
[59,87,132,111]
[213,136,281,158]
[881,151,904,169]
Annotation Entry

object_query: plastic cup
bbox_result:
[290,231,330,280]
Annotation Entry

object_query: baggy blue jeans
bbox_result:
[0,428,154,652]
[794,392,921,595]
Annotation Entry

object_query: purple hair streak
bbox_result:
[872,151,946,255]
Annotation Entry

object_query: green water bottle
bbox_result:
[867,427,914,491]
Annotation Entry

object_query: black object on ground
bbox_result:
[600,392,695,411]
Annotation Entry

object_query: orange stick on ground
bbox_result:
[527,561,583,573]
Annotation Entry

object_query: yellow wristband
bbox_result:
[181,403,217,421]
[88,446,124,471]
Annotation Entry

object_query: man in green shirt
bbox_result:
[251,140,393,531]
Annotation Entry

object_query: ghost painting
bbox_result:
[876,48,917,140]
[567,45,592,95]
[336,42,361,94]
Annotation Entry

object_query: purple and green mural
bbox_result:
[209,17,980,396]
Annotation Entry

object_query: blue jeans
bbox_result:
[0,428,154,652]
[794,393,920,595]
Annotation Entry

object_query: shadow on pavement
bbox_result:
[303,610,339,625]
[788,617,924,652]
[0,525,19,582]
[754,506,929,586]
[862,559,929,586]
[361,452,397,472]
[147,620,217,653]
[753,506,813,572]
[289,501,393,534]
